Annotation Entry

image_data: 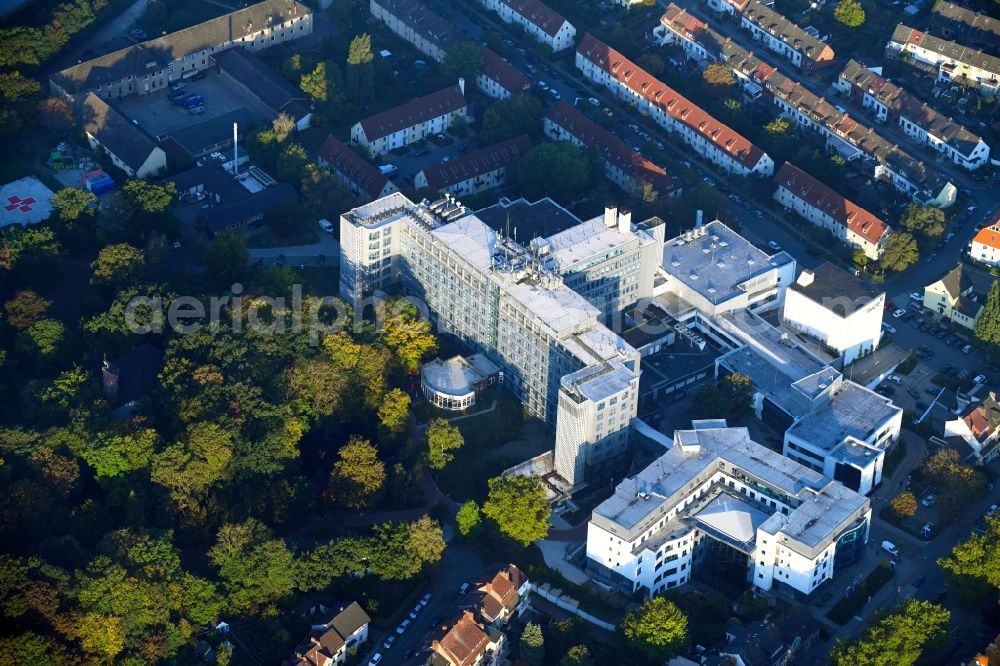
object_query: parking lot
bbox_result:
[115,68,273,138]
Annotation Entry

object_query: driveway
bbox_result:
[248,234,340,266]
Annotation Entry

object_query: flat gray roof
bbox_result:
[790,262,880,311]
[786,381,900,452]
[475,196,581,240]
[662,221,790,305]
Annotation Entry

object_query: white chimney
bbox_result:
[796,270,815,287]
[618,209,632,234]
[458,77,465,96]
[604,205,617,227]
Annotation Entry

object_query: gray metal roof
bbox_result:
[786,381,900,452]
[80,93,161,172]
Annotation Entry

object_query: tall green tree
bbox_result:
[381,310,437,372]
[834,0,866,27]
[329,436,385,508]
[515,142,591,203]
[829,599,949,666]
[921,448,986,521]
[481,94,544,144]
[378,388,411,438]
[621,597,689,662]
[561,644,594,666]
[891,491,917,519]
[520,622,545,666]
[208,519,297,615]
[720,372,754,418]
[455,499,481,538]
[426,417,463,469]
[51,187,96,223]
[703,62,733,88]
[203,231,248,285]
[880,232,919,272]
[900,204,945,240]
[442,41,484,84]
[974,281,1000,353]
[939,514,1000,592]
[482,475,551,545]
[346,33,375,109]
[90,243,145,289]
[276,143,310,183]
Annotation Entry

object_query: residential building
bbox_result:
[350,83,467,157]
[928,2,1000,55]
[586,420,871,600]
[722,613,821,666]
[706,0,752,17]
[431,610,506,666]
[773,162,890,260]
[478,46,532,99]
[369,0,459,63]
[887,24,1000,93]
[922,263,992,330]
[339,194,648,489]
[836,60,989,170]
[969,222,1000,267]
[782,263,885,365]
[213,48,312,130]
[943,392,1000,464]
[284,601,370,666]
[51,0,313,102]
[544,102,681,199]
[81,93,167,179]
[740,1,835,70]
[478,0,576,52]
[169,162,300,231]
[478,565,529,626]
[317,135,398,202]
[768,76,956,207]
[576,34,773,177]
[414,134,532,197]
[657,4,716,64]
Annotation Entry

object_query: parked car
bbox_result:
[921,522,934,539]
[383,635,396,650]
[767,240,781,250]
[421,593,432,605]
[892,308,907,318]
[703,176,718,187]
[409,606,421,620]
[910,292,922,301]
[906,387,919,399]
[395,619,410,634]
[887,375,902,384]
[369,654,383,666]
[318,219,334,233]
[974,374,987,383]
[588,96,600,107]
[962,344,973,354]
[459,582,471,595]
[881,540,900,557]
[601,107,613,117]
[922,493,937,507]
[548,88,561,100]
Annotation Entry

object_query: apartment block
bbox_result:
[414,135,532,197]
[576,34,773,177]
[586,421,871,600]
[51,0,312,101]
[836,60,990,170]
[478,46,533,99]
[368,0,458,63]
[740,1,834,70]
[350,83,467,157]
[81,93,167,179]
[544,102,681,200]
[887,24,1000,93]
[773,162,890,260]
[782,263,885,365]
[317,135,398,203]
[339,194,648,489]
[928,2,1000,55]
[479,0,576,51]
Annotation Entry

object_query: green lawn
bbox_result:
[826,564,894,625]
[432,390,542,503]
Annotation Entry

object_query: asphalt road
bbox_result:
[362,543,488,666]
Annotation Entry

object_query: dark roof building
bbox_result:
[170,164,299,231]
[214,48,312,129]
[476,196,581,239]
[102,343,164,416]
[477,46,532,99]
[317,135,397,202]
[81,93,167,179]
[284,601,371,666]
[928,3,1000,55]
[415,135,531,194]
[51,0,312,99]
[545,101,680,198]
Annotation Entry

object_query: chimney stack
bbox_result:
[458,77,465,96]
[604,205,617,227]
[618,209,632,233]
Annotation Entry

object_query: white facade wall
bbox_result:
[897,116,990,170]
[740,18,803,68]
[782,288,884,364]
[970,239,1000,266]
[773,185,885,259]
[479,0,576,51]
[351,106,466,157]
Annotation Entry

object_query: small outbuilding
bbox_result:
[421,354,500,410]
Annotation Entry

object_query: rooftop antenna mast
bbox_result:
[233,122,239,177]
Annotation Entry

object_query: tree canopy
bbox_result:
[482,475,551,545]
[939,514,1000,592]
[830,599,949,666]
[481,94,544,145]
[426,417,464,469]
[891,491,917,519]
[880,232,919,272]
[974,282,1000,354]
[515,142,591,203]
[900,204,946,240]
[329,436,386,508]
[443,41,484,83]
[834,0,866,27]
[622,596,689,662]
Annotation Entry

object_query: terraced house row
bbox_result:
[836,59,989,170]
[575,34,774,178]
[887,23,1000,94]
[369,0,532,100]
[654,6,956,208]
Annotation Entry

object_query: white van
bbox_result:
[881,540,899,557]
[378,164,398,175]
[882,322,896,335]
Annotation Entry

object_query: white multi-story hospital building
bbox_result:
[586,420,871,600]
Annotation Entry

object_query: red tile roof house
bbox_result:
[478,0,576,52]
[478,47,532,99]
[431,610,507,666]
[544,102,681,200]
[369,0,460,63]
[943,392,1000,465]
[740,0,835,71]
[350,83,467,157]
[477,564,530,626]
[415,135,532,197]
[575,34,773,177]
[318,135,398,202]
[773,162,889,260]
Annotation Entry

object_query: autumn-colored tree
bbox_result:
[378,388,411,437]
[329,436,385,508]
[891,491,917,519]
[426,417,463,469]
[4,290,52,330]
